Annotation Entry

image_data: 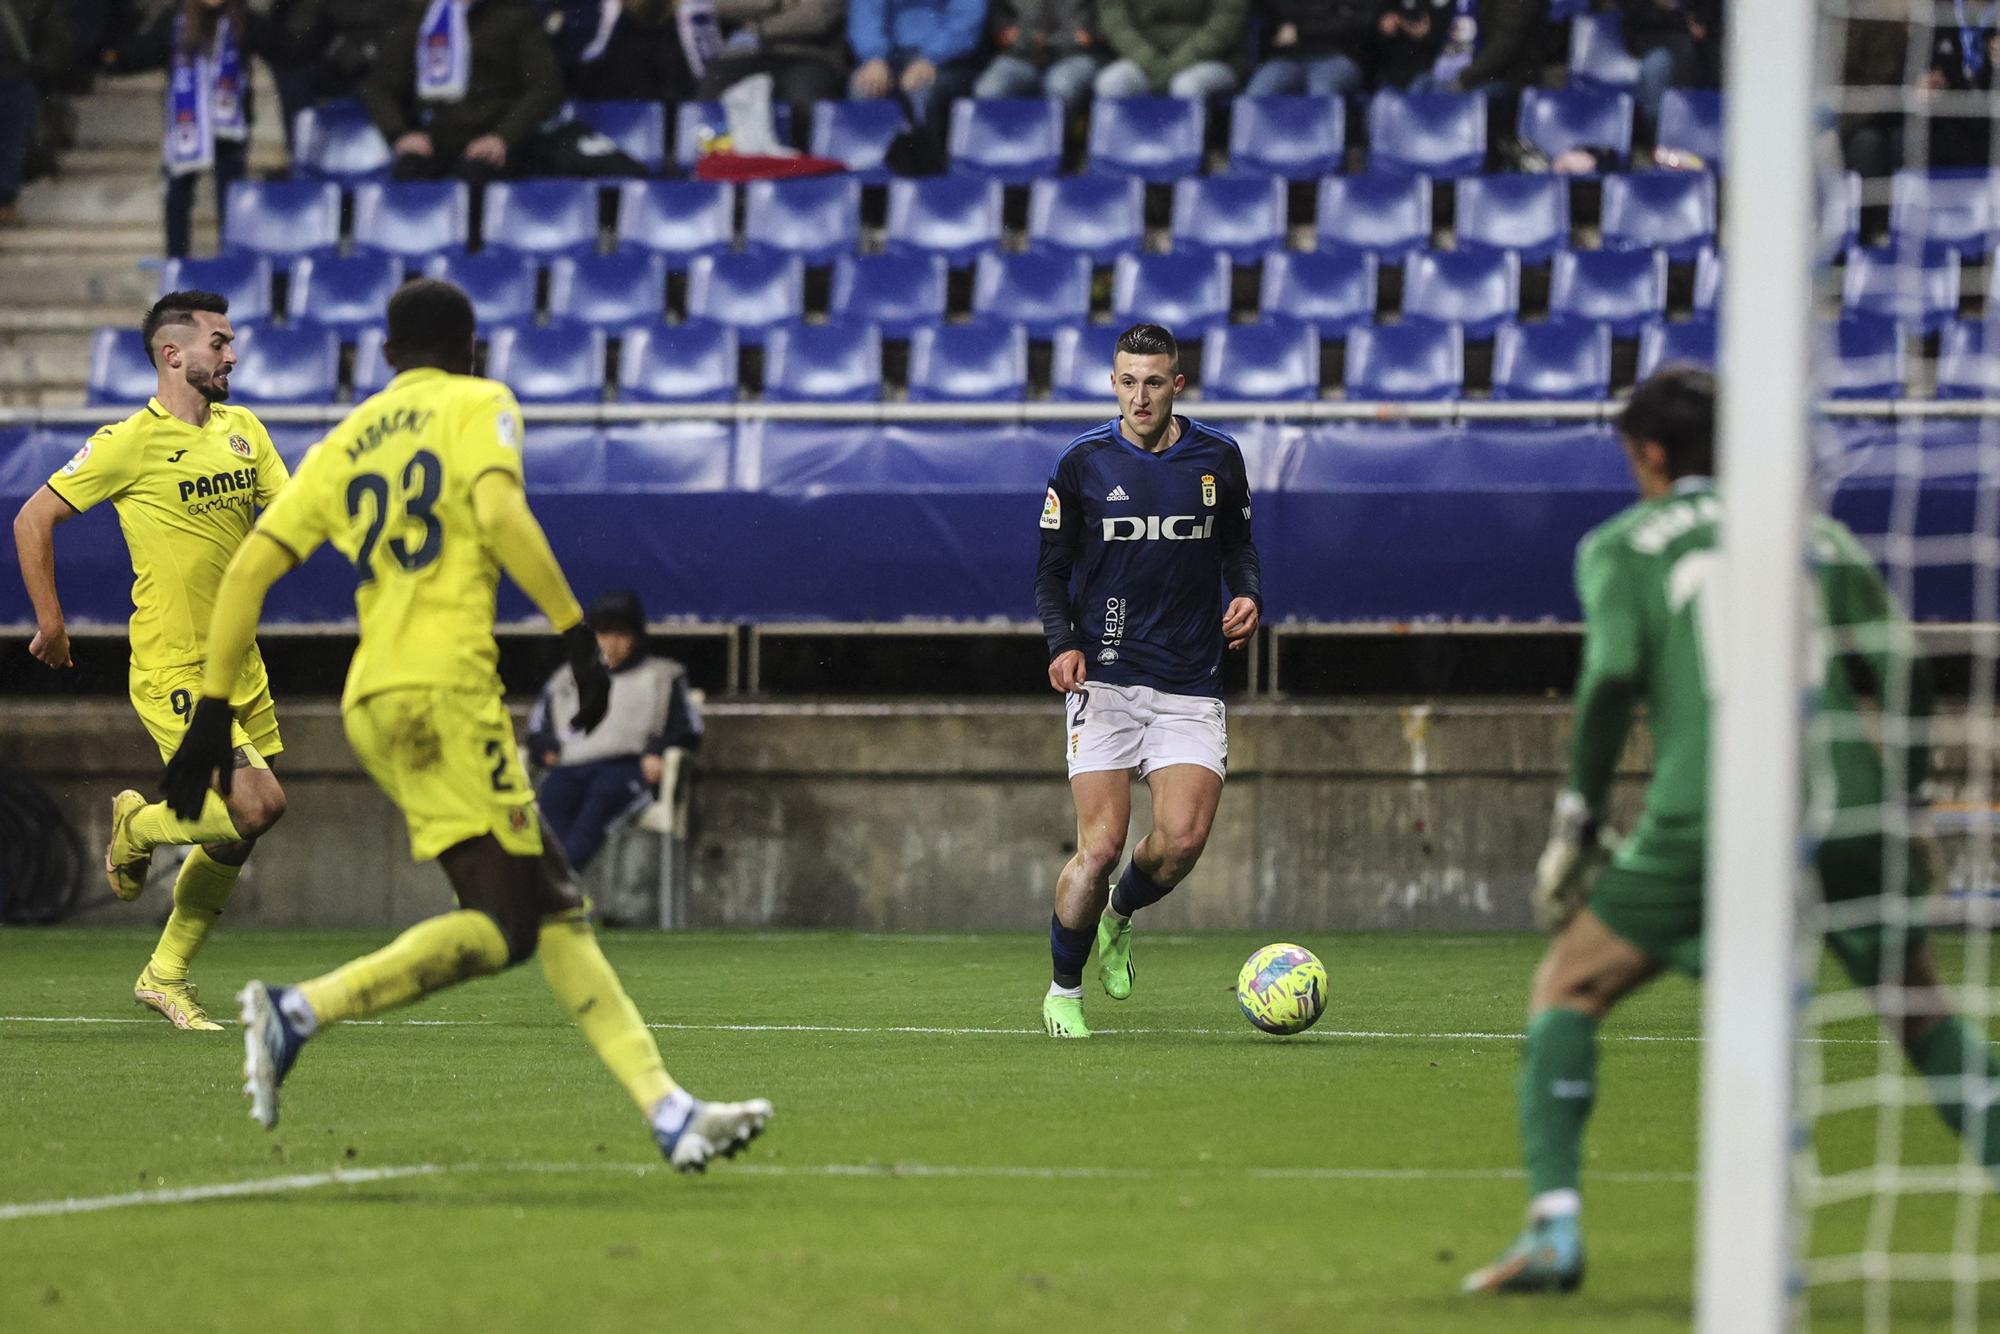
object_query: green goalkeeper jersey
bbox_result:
[1568,476,1932,882]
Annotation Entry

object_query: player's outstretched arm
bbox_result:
[12,487,77,668]
[471,470,610,731]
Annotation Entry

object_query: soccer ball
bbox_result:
[1236,943,1327,1036]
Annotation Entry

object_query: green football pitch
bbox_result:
[2,930,1991,1332]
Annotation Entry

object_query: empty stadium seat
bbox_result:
[614,179,734,266]
[971,251,1093,337]
[1228,94,1346,179]
[1821,171,1861,255]
[1049,324,1121,401]
[1517,88,1633,166]
[1491,320,1613,400]
[684,252,805,343]
[1453,174,1568,260]
[673,99,792,168]
[1368,90,1486,177]
[1841,245,1961,330]
[1657,89,1723,166]
[422,251,538,326]
[1889,169,1999,257]
[1111,252,1232,336]
[885,176,1004,265]
[618,320,738,403]
[1202,322,1321,401]
[810,99,908,180]
[351,326,393,397]
[291,98,392,180]
[221,181,342,258]
[1089,96,1205,182]
[481,179,601,256]
[1400,248,1521,336]
[948,97,1063,182]
[1259,249,1378,332]
[1027,174,1145,264]
[1569,13,1642,90]
[1827,314,1905,398]
[764,320,883,402]
[230,323,341,404]
[159,255,273,323]
[353,181,471,257]
[743,176,861,262]
[1315,171,1431,256]
[1936,321,1999,399]
[830,253,949,336]
[1599,171,1717,258]
[285,253,402,334]
[1637,317,1718,377]
[908,321,1029,401]
[573,100,667,172]
[1170,174,1287,263]
[1342,319,1463,399]
[548,251,669,328]
[86,328,158,404]
[1693,246,1722,313]
[1548,248,1668,334]
[484,322,607,402]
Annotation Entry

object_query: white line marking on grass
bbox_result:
[0,1165,443,1221]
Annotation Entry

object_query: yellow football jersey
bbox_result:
[47,399,289,671]
[253,368,528,708]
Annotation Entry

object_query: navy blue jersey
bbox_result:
[1035,416,1261,698]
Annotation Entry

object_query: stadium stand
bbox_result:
[1598,171,1717,258]
[1202,322,1322,401]
[1454,175,1570,261]
[1259,249,1379,333]
[1227,94,1346,180]
[810,99,909,182]
[1401,249,1522,337]
[947,96,1064,182]
[1491,321,1614,401]
[1343,320,1465,400]
[1027,174,1147,264]
[614,180,735,266]
[548,252,670,329]
[831,253,951,337]
[765,321,885,403]
[908,322,1031,402]
[885,176,1006,265]
[973,252,1094,338]
[1088,96,1206,182]
[618,321,739,404]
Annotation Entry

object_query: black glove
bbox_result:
[160,696,236,819]
[564,620,610,734]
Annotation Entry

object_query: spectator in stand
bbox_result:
[546,0,696,102]
[1399,0,1543,95]
[1924,3,1997,168]
[848,0,985,132]
[1244,0,1375,99]
[364,0,564,182]
[270,1,404,147]
[1093,0,1247,99]
[0,0,70,228]
[1618,0,1720,135]
[1374,0,1448,90]
[974,1,1103,115]
[700,0,849,150]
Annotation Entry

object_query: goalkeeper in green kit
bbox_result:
[1464,367,2000,1295]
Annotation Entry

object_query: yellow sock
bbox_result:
[297,909,508,1027]
[129,792,240,852]
[146,848,242,982]
[539,910,677,1113]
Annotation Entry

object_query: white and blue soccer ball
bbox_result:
[1236,943,1327,1036]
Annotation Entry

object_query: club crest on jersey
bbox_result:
[509,806,531,833]
[59,443,91,476]
[228,434,253,459]
[1200,474,1216,507]
[1097,648,1118,664]
[1040,486,1062,530]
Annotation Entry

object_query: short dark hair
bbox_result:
[141,290,229,368]
[1115,323,1179,369]
[1617,364,1715,479]
[385,277,476,372]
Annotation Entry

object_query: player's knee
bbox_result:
[493,908,541,966]
[1076,834,1125,878]
[1155,826,1210,880]
[232,785,286,839]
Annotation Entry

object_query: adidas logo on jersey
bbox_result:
[1105,485,1130,502]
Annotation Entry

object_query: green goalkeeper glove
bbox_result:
[1533,790,1617,932]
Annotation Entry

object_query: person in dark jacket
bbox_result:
[1245,0,1375,98]
[546,0,696,102]
[364,0,565,182]
[700,0,848,150]
[1618,0,1720,132]
[1923,2,1997,167]
[0,0,69,227]
[1402,0,1543,93]
[269,0,404,147]
[974,0,1102,114]
[1093,0,1248,99]
[1373,0,1447,89]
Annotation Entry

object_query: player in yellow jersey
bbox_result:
[160,278,771,1170]
[12,290,290,1030]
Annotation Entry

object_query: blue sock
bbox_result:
[1110,862,1172,918]
[1049,913,1093,990]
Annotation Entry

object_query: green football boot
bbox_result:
[1461,1215,1585,1294]
[1041,993,1089,1038]
[1096,913,1134,1000]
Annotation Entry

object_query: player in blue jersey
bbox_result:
[1033,323,1263,1038]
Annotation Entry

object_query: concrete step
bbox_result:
[73,72,288,151]
[0,222,170,254]
[0,255,156,309]
[16,176,209,228]
[0,332,95,399]
[0,305,136,335]
[61,141,290,176]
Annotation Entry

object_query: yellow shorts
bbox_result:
[129,652,282,767]
[344,687,541,862]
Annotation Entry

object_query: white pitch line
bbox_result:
[0,1165,443,1221]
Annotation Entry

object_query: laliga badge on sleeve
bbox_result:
[60,443,91,476]
[1040,486,1062,530]
[497,409,522,450]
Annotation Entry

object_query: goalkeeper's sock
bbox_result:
[146,848,242,982]
[1049,912,1092,990]
[1908,1017,2000,1167]
[538,909,677,1114]
[1519,1007,1600,1200]
[1109,861,1172,917]
[129,792,240,851]
[296,910,508,1026]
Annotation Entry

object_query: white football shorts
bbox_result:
[1062,681,1227,781]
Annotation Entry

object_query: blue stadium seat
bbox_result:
[908,321,1029,402]
[614,180,734,266]
[1201,322,1321,401]
[1840,245,1961,331]
[1637,317,1718,378]
[1169,174,1287,264]
[221,181,342,258]
[885,176,1004,265]
[685,251,805,344]
[1517,88,1633,166]
[1827,314,1905,398]
[1049,324,1121,401]
[1599,171,1716,259]
[672,100,793,168]
[285,253,402,334]
[548,251,669,328]
[764,320,883,402]
[353,181,471,257]
[351,326,393,397]
[971,251,1093,338]
[1936,321,1999,399]
[1569,13,1642,91]
[291,98,392,180]
[86,328,159,404]
[1453,174,1568,260]
[1228,94,1345,180]
[1258,248,1378,333]
[484,322,607,402]
[1342,319,1463,400]
[1548,248,1668,335]
[743,176,861,262]
[1316,171,1431,256]
[810,99,908,181]
[948,97,1063,182]
[1822,171,1861,255]
[1368,90,1486,177]
[1400,248,1521,336]
[1657,89,1723,166]
[1027,174,1145,264]
[1089,96,1205,182]
[1110,252,1233,336]
[573,100,667,173]
[1693,246,1722,313]
[1491,320,1612,400]
[618,320,738,403]
[481,179,601,256]
[231,322,341,404]
[159,255,273,323]
[422,251,538,326]
[1890,169,1999,257]
[830,252,949,337]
